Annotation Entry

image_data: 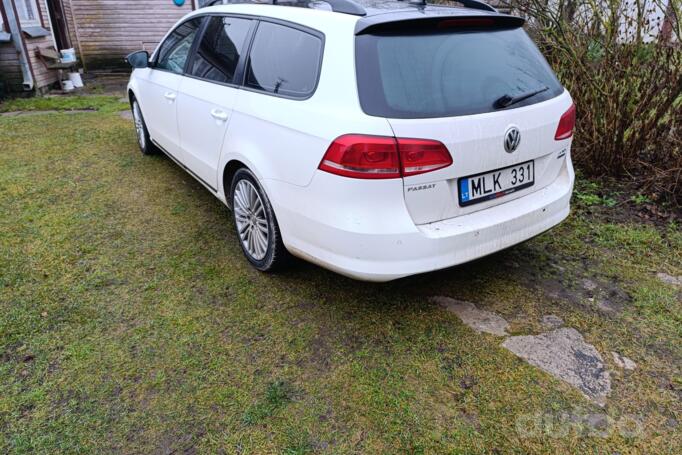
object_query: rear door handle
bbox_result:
[164,92,176,101]
[210,109,229,122]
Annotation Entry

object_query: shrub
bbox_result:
[502,0,681,204]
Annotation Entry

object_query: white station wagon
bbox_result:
[126,0,576,282]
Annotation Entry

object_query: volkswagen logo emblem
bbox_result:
[504,126,521,153]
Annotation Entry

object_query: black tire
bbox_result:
[131,98,159,156]
[230,168,290,272]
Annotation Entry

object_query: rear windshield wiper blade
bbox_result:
[494,86,549,109]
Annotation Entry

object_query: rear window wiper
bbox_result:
[494,86,549,109]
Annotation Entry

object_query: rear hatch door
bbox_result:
[355,16,574,224]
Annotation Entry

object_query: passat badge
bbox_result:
[504,126,521,153]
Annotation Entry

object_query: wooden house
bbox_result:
[0,0,201,95]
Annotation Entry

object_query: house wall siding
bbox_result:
[0,43,23,93]
[0,0,59,94]
[64,0,194,70]
[25,0,60,90]
[0,1,22,93]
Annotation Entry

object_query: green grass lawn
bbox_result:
[0,95,128,114]
[1,97,680,454]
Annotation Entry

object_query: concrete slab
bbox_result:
[431,296,509,336]
[502,328,611,406]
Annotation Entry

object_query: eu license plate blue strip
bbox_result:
[459,178,470,202]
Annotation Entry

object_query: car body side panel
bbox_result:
[131,68,184,158]
[177,76,239,190]
[218,14,392,190]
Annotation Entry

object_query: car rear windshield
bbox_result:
[355,26,564,119]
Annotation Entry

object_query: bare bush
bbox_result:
[502,0,681,204]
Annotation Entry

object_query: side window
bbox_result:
[156,18,204,74]
[189,16,252,84]
[246,22,323,99]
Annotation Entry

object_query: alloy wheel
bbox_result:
[132,101,146,150]
[233,179,269,260]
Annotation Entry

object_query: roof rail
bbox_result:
[202,0,367,16]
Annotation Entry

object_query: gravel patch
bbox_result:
[594,297,624,315]
[582,278,598,292]
[119,110,133,121]
[540,314,564,330]
[502,328,611,406]
[612,352,637,370]
[431,296,509,336]
[657,272,682,287]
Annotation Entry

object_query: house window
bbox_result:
[15,0,41,27]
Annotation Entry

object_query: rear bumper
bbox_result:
[267,157,574,282]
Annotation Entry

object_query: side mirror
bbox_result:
[126,50,149,69]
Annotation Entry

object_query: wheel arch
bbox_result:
[222,159,247,208]
[221,158,280,215]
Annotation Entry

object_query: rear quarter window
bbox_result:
[356,26,564,118]
[245,21,323,99]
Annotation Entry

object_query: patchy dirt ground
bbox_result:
[1,96,681,454]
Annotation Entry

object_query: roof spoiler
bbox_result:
[355,13,525,35]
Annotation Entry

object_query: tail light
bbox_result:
[318,135,401,179]
[555,103,576,140]
[398,138,453,176]
[318,134,452,179]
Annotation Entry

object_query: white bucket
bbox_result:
[60,48,76,63]
[68,72,84,88]
[62,80,75,91]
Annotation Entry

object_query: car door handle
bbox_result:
[210,109,229,122]
[164,92,176,101]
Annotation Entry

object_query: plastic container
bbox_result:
[60,48,76,63]
[62,80,75,91]
[68,72,84,88]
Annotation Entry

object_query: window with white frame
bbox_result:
[15,0,41,27]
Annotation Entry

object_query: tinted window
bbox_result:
[156,18,203,74]
[356,27,563,119]
[190,16,252,84]
[246,22,322,98]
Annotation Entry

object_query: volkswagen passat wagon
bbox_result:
[126,0,576,282]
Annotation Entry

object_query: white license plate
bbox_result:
[458,160,534,207]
